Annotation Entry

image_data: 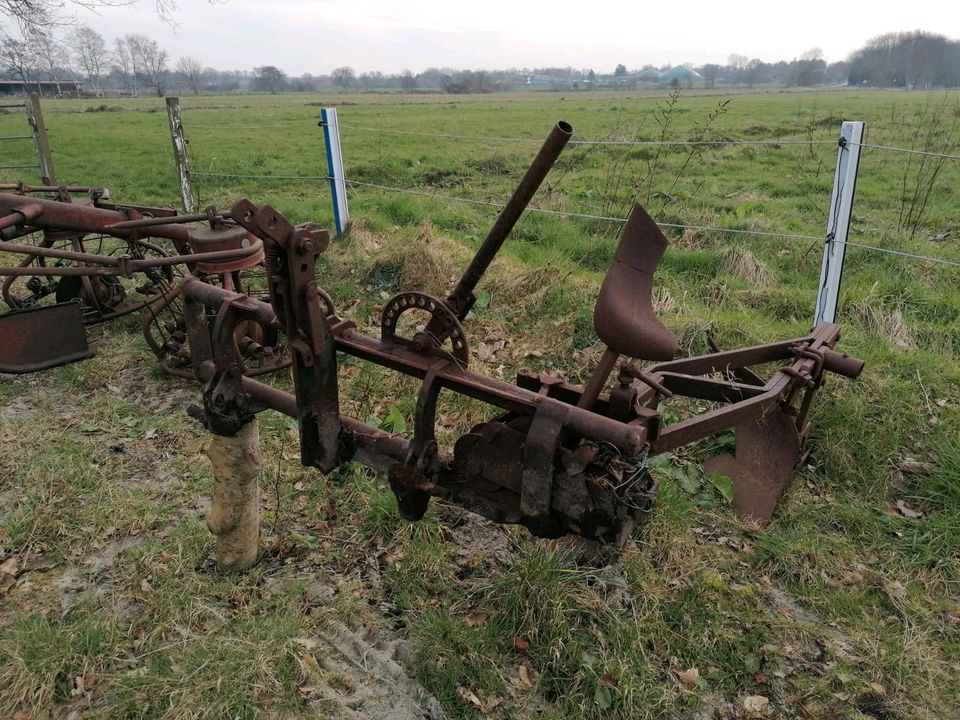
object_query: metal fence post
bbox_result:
[320,108,349,235]
[26,93,57,185]
[814,121,865,325]
[165,97,196,213]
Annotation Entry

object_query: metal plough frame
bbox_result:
[181,121,864,544]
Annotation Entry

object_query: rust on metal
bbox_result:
[180,120,863,545]
[0,302,92,373]
[0,185,281,377]
[0,118,863,544]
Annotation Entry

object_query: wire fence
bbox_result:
[182,113,960,270]
[318,120,840,148]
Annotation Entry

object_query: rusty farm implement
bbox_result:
[0,182,284,376]
[165,121,864,565]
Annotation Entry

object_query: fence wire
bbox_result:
[183,113,960,270]
[323,120,838,148]
[854,142,960,162]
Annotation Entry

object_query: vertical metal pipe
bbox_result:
[446,120,573,316]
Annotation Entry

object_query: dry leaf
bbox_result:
[477,339,506,362]
[678,667,700,688]
[465,612,489,627]
[0,556,17,575]
[743,695,769,713]
[0,573,15,596]
[516,664,533,690]
[598,672,617,686]
[869,682,887,695]
[898,458,934,475]
[299,652,323,681]
[895,499,924,519]
[21,553,56,572]
[13,712,30,720]
[513,636,530,652]
[456,686,485,710]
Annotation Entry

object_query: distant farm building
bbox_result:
[659,66,703,84]
[0,80,83,96]
[635,68,662,82]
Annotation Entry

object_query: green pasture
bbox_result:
[0,88,958,719]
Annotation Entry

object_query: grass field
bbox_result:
[1,87,958,719]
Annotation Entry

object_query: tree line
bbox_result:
[1,25,959,96]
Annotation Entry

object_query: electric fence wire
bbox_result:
[323,121,837,147]
[345,179,960,267]
[182,114,960,268]
[345,178,822,241]
[184,117,960,158]
[853,143,960,162]
[191,171,334,181]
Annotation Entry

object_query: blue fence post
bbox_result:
[320,108,349,235]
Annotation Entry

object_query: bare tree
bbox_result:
[113,33,167,96]
[112,37,137,95]
[175,55,203,94]
[68,25,107,96]
[331,65,354,91]
[251,65,286,94]
[745,58,763,88]
[32,28,70,94]
[1,1,221,37]
[0,34,39,87]
[399,69,416,93]
[124,33,147,87]
[700,63,721,88]
[727,53,748,84]
[137,36,168,96]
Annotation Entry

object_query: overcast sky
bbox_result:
[73,0,957,75]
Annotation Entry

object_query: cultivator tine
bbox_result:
[704,409,802,525]
[0,302,92,373]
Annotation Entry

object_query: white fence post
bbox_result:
[814,121,865,325]
[320,108,349,235]
[165,97,196,213]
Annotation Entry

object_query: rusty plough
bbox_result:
[172,120,863,565]
[0,182,284,376]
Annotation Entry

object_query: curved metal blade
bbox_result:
[704,409,801,525]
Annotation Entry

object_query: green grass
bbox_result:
[1,87,958,719]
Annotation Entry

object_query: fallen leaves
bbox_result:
[514,664,534,690]
[0,552,60,595]
[894,499,924,519]
[456,686,502,714]
[677,667,700,688]
[464,612,489,627]
[898,458,934,475]
[512,636,530,652]
[477,338,506,362]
